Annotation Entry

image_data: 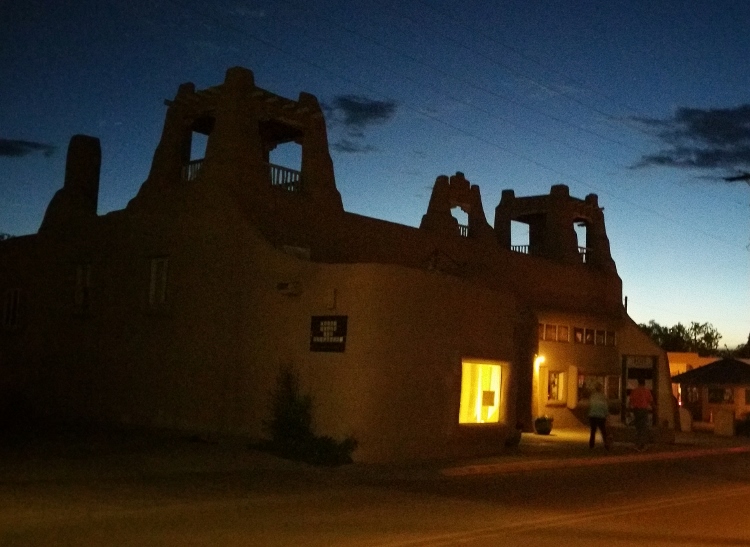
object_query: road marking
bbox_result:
[441,445,750,476]
[378,483,750,546]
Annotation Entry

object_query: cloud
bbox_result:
[630,105,750,170]
[331,139,376,154]
[323,95,397,154]
[328,95,397,130]
[0,139,56,158]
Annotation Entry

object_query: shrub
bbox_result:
[262,367,357,466]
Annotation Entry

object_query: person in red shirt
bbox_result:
[629,377,654,451]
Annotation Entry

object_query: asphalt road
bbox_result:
[2,428,750,546]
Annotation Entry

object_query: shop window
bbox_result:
[579,374,619,402]
[459,360,502,424]
[578,373,606,400]
[548,371,566,403]
[605,375,620,400]
[708,387,733,404]
[539,323,570,343]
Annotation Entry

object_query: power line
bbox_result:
[165,0,744,248]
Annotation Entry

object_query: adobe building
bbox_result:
[0,67,673,462]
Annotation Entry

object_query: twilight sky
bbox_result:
[2,0,749,347]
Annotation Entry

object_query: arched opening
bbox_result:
[575,220,589,263]
[452,207,469,237]
[511,220,529,254]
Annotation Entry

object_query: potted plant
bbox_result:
[534,415,554,435]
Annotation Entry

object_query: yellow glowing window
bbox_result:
[459,361,502,424]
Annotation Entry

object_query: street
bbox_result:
[2,429,750,546]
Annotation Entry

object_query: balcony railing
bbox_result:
[182,159,203,182]
[180,159,301,192]
[510,244,591,263]
[458,224,469,237]
[578,246,590,263]
[269,163,301,192]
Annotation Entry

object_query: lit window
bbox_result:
[459,361,502,424]
[548,371,566,402]
[149,257,169,307]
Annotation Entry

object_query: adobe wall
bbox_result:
[0,168,524,462]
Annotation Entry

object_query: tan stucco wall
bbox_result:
[0,67,676,462]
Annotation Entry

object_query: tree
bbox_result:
[638,320,721,355]
[734,332,750,358]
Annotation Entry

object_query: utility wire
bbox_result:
[165,0,744,248]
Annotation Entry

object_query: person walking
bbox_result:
[629,377,654,451]
[588,383,610,449]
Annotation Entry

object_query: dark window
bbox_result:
[708,387,733,404]
[2,288,21,329]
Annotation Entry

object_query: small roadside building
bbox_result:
[672,357,750,425]
[0,67,673,462]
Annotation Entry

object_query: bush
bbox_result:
[261,367,357,466]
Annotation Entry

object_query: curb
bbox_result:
[441,445,750,477]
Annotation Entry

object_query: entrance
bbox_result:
[622,355,657,425]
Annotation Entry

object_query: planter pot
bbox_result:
[534,418,553,435]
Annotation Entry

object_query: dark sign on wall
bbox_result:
[310,315,348,352]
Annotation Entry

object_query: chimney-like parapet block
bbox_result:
[420,175,459,236]
[467,184,495,244]
[299,91,344,214]
[39,135,101,233]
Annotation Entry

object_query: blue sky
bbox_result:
[2,0,749,347]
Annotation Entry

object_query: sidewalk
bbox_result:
[440,427,750,476]
[3,425,749,484]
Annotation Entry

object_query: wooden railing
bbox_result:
[510,244,591,263]
[269,163,301,192]
[180,159,301,192]
[182,159,203,182]
[578,246,590,263]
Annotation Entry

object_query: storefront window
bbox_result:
[459,361,502,424]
